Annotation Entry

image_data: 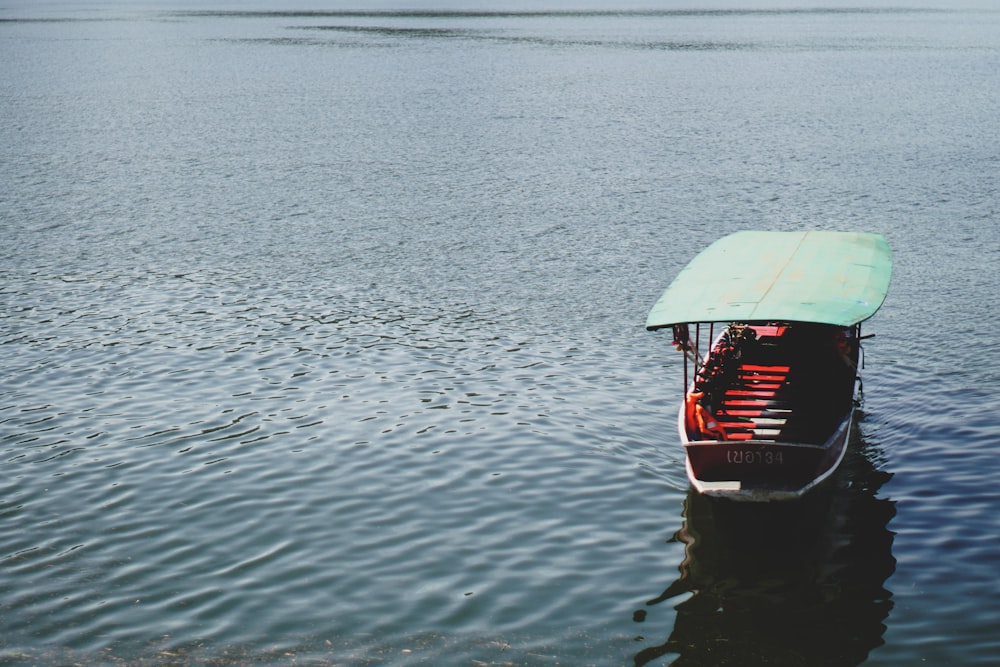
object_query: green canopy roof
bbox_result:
[646,231,892,330]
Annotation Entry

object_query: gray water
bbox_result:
[2,2,999,665]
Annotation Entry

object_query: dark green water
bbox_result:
[2,3,999,665]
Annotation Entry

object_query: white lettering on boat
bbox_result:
[726,449,784,465]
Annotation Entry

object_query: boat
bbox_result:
[645,231,892,501]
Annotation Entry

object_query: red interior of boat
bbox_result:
[691,324,857,444]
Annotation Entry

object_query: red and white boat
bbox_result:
[646,231,893,501]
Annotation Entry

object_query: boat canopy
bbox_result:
[646,231,892,330]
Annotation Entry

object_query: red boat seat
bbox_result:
[748,325,788,338]
[739,364,791,373]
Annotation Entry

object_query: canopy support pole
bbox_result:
[695,323,702,381]
[683,346,688,395]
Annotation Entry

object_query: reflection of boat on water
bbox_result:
[645,231,893,500]
[634,425,896,667]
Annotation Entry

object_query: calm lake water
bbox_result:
[2,2,999,665]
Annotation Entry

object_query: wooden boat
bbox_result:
[646,231,892,501]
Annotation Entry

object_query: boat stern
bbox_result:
[683,414,853,501]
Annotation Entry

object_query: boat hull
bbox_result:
[681,408,853,501]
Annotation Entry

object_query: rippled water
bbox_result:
[2,2,1000,665]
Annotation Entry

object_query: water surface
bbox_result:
[2,2,1000,665]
